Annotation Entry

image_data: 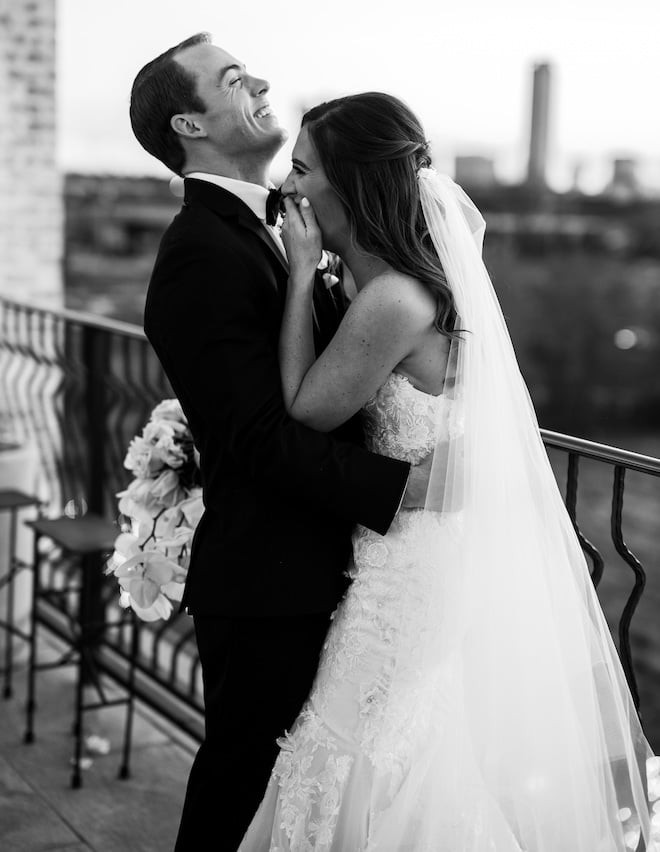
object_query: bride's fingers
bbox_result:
[282,196,303,230]
[281,197,322,279]
[282,197,319,239]
[299,197,322,238]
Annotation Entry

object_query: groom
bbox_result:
[130,33,423,850]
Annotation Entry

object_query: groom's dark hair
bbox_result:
[129,32,211,175]
[303,93,458,339]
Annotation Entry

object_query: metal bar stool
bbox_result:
[23,514,138,788]
[0,489,42,699]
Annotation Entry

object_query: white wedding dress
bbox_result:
[240,371,475,852]
[240,172,656,852]
[242,370,639,852]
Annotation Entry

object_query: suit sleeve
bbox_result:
[150,236,410,536]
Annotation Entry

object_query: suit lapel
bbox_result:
[184,178,289,283]
[235,207,290,278]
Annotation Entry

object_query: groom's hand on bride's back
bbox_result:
[400,452,434,509]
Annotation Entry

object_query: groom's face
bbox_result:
[173,43,287,158]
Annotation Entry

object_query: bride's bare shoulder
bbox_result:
[354,271,437,327]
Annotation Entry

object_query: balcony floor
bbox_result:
[0,635,194,852]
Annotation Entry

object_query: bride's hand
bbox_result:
[281,196,322,288]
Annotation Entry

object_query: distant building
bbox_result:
[454,156,497,189]
[603,158,642,203]
[526,63,552,190]
[64,174,179,323]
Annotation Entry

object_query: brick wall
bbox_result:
[0,0,62,305]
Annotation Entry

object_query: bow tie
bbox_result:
[265,187,283,226]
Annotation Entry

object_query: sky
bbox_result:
[57,0,660,193]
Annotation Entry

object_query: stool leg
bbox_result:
[23,532,40,744]
[118,611,138,780]
[3,508,18,699]
[71,557,90,789]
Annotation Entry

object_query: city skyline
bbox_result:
[57,0,660,192]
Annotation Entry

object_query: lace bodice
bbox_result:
[360,372,450,465]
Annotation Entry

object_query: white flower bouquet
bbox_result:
[105,399,203,621]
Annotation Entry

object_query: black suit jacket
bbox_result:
[143,178,410,617]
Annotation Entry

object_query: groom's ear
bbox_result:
[170,114,207,140]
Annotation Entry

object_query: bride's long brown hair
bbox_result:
[302,92,458,337]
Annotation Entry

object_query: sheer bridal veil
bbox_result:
[373,170,656,851]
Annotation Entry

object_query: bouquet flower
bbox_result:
[105,399,203,621]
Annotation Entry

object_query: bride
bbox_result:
[238,92,655,851]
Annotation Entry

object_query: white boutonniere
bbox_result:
[318,251,340,289]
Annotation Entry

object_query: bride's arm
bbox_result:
[280,197,424,433]
[279,197,318,413]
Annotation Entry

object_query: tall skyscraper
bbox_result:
[526,63,552,189]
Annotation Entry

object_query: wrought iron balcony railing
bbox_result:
[1,295,659,745]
